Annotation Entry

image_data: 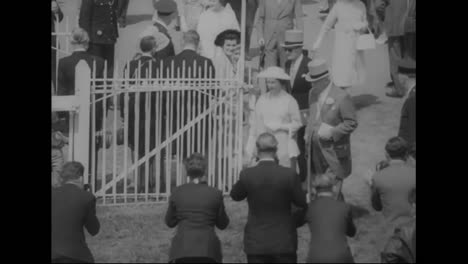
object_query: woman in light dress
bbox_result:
[312,0,368,89]
[212,29,241,79]
[196,0,239,60]
[246,67,303,169]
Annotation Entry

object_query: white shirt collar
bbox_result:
[73,48,87,52]
[140,52,153,58]
[259,158,275,162]
[290,54,303,84]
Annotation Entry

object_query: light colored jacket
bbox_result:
[256,0,304,49]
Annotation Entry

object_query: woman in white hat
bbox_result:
[246,67,303,169]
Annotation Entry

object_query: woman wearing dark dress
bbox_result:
[165,153,230,263]
[304,171,357,263]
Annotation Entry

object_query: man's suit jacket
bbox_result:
[230,160,307,255]
[285,56,312,110]
[256,0,304,49]
[371,160,416,223]
[164,49,215,80]
[398,87,415,148]
[165,182,229,263]
[305,84,358,179]
[52,184,100,263]
[79,0,119,45]
[57,51,105,95]
[303,196,356,263]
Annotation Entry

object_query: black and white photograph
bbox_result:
[51,0,416,262]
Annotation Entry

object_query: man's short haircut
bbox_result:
[256,132,278,154]
[312,170,336,191]
[70,27,90,45]
[183,30,200,46]
[184,153,207,178]
[60,161,84,182]
[385,137,409,160]
[140,36,157,53]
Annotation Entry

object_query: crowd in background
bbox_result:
[52,0,416,263]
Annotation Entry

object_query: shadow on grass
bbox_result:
[126,14,153,26]
[352,94,381,111]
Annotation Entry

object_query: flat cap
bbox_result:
[154,0,177,14]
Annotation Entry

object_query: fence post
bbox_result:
[74,60,91,183]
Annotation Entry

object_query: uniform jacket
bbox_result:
[165,182,229,262]
[305,83,358,179]
[285,55,312,110]
[230,160,307,255]
[52,184,100,263]
[79,0,119,44]
[303,196,356,263]
[256,0,304,49]
[57,51,105,95]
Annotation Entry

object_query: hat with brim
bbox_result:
[257,66,290,80]
[304,58,330,82]
[281,30,304,48]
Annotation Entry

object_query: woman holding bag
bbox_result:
[246,67,303,169]
[311,0,369,89]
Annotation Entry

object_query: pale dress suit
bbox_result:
[315,0,368,88]
[247,90,302,168]
[256,0,304,68]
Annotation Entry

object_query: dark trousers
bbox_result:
[387,36,404,93]
[247,253,297,263]
[171,257,217,263]
[297,126,307,182]
[88,43,115,72]
[52,257,89,263]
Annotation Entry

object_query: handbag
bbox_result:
[356,27,376,50]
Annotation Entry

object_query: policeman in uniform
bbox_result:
[79,0,119,71]
[152,0,177,60]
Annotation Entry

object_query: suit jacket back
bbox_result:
[230,160,307,255]
[165,182,229,262]
[57,51,105,95]
[52,184,100,263]
[305,196,356,263]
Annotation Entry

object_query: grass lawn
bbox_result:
[87,91,405,263]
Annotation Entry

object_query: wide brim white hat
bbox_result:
[257,66,290,80]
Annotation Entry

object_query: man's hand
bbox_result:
[258,38,265,47]
[52,1,59,13]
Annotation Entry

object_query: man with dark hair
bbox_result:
[79,0,119,72]
[230,133,307,263]
[52,162,100,263]
[368,137,416,224]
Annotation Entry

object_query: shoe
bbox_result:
[386,81,394,88]
[319,8,330,14]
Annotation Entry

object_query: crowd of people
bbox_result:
[52,0,416,263]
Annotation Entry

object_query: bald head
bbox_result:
[256,133,278,155]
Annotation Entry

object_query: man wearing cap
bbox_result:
[79,0,119,71]
[256,0,304,68]
[150,0,178,59]
[303,58,358,201]
[284,30,312,182]
[231,132,307,263]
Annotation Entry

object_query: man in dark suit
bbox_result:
[226,0,258,59]
[283,30,312,182]
[151,0,177,60]
[370,137,416,224]
[304,58,358,201]
[52,0,64,92]
[57,28,106,133]
[79,0,119,71]
[52,162,100,263]
[397,67,416,153]
[230,132,307,263]
[303,171,356,263]
[165,153,229,263]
